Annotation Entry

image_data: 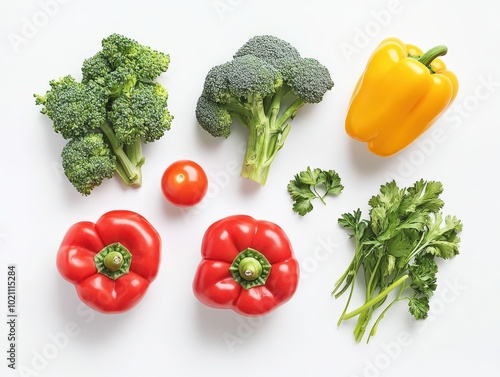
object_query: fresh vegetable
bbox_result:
[195,35,334,185]
[35,33,173,195]
[287,167,344,216]
[193,215,300,316]
[161,160,208,207]
[345,37,458,156]
[333,179,462,342]
[56,210,161,313]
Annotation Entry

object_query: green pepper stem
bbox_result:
[417,45,448,68]
[94,242,133,280]
[103,251,124,271]
[238,257,263,281]
[229,248,272,290]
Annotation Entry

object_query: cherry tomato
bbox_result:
[161,160,208,207]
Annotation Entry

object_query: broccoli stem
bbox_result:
[276,98,305,129]
[240,97,274,185]
[125,140,145,187]
[240,92,294,186]
[100,122,141,186]
[115,163,132,186]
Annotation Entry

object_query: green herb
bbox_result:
[333,179,462,342]
[287,167,344,216]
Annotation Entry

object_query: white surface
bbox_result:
[1,0,499,376]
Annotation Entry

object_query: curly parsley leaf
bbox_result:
[408,296,430,320]
[288,167,344,216]
[409,254,438,297]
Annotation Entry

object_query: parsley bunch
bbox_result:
[333,179,463,343]
[287,167,344,216]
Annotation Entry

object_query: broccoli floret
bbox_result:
[201,62,232,103]
[226,55,282,99]
[282,58,335,104]
[196,35,334,185]
[109,82,172,145]
[104,66,138,98]
[234,35,301,70]
[195,95,232,138]
[101,33,170,82]
[81,51,112,85]
[108,81,172,177]
[35,33,172,195]
[34,76,108,139]
[61,133,117,196]
[35,72,140,186]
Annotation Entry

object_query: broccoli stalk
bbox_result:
[238,91,293,184]
[195,35,334,185]
[35,34,172,195]
[99,122,141,186]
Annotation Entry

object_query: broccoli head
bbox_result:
[196,95,233,138]
[109,81,172,145]
[81,51,112,85]
[226,55,283,100]
[101,33,170,82]
[34,76,108,139]
[35,33,172,195]
[195,35,334,185]
[61,133,116,196]
[282,58,335,104]
[233,35,301,70]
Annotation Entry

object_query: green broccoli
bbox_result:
[35,33,172,195]
[195,35,334,185]
[34,76,108,139]
[61,134,117,196]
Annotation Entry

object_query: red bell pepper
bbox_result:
[193,215,300,316]
[56,210,161,314]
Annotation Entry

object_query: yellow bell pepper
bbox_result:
[345,37,459,157]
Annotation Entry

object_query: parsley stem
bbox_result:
[366,254,383,301]
[354,308,373,342]
[312,186,327,205]
[406,232,428,262]
[337,270,357,327]
[367,282,408,343]
[342,274,409,320]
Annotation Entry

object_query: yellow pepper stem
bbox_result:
[417,45,448,72]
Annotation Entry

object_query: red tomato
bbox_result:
[161,160,208,207]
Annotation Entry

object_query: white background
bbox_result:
[1,0,499,376]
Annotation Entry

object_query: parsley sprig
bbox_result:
[287,167,344,216]
[333,179,463,343]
